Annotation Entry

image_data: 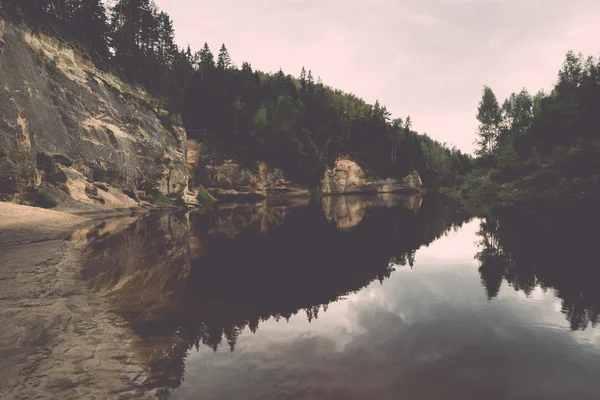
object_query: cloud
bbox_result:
[156,0,600,152]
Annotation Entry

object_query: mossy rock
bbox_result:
[196,187,216,205]
[34,191,58,209]
[149,192,175,206]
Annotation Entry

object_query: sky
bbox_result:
[155,0,600,153]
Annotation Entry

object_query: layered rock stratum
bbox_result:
[320,157,423,195]
[0,18,187,207]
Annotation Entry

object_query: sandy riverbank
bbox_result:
[0,202,157,399]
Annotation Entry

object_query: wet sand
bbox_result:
[0,202,156,399]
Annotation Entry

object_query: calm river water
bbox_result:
[81,194,600,400]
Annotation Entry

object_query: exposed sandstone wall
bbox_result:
[320,157,423,195]
[376,170,423,193]
[204,160,310,200]
[0,18,187,204]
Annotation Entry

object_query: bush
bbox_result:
[460,174,502,199]
[196,187,216,205]
[149,192,175,206]
[34,191,58,208]
[490,165,525,183]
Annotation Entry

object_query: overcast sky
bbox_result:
[155,0,600,153]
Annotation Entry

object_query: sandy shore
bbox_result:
[0,201,86,245]
[0,202,157,399]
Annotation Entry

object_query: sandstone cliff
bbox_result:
[203,160,310,200]
[0,18,187,206]
[320,157,423,195]
[0,18,424,208]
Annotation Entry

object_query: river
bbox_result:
[78,194,600,400]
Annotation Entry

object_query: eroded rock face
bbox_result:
[204,160,309,199]
[48,165,138,208]
[0,18,187,202]
[375,170,423,193]
[320,157,423,195]
[320,158,377,195]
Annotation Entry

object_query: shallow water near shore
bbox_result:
[78,194,600,400]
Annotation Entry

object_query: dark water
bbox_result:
[81,194,600,400]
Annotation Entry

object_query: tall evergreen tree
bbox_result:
[217,44,232,70]
[74,0,110,60]
[199,43,215,68]
[110,0,152,70]
[299,67,307,92]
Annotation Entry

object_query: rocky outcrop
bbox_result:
[320,157,423,195]
[376,170,423,193]
[186,138,203,188]
[0,18,187,204]
[51,164,143,208]
[320,158,377,194]
[204,160,309,200]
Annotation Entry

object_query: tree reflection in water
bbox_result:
[79,194,471,395]
[476,198,600,331]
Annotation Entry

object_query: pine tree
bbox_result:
[157,12,175,65]
[307,70,314,87]
[199,43,215,68]
[75,0,111,60]
[217,43,232,70]
[197,42,215,89]
[13,0,51,22]
[241,61,252,72]
[299,67,307,92]
[110,0,152,70]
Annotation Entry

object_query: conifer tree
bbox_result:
[217,44,232,70]
[199,42,215,68]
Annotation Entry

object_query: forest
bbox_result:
[0,0,473,188]
[2,0,597,196]
[465,51,600,200]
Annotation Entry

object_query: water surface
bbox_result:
[81,194,600,400]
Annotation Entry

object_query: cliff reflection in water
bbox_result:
[321,193,422,231]
[476,198,600,331]
[79,194,470,394]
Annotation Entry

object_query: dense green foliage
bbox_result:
[1,0,473,188]
[196,187,215,205]
[182,60,473,186]
[149,192,175,206]
[33,191,58,208]
[468,51,600,199]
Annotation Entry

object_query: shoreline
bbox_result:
[0,191,425,399]
[0,202,160,399]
